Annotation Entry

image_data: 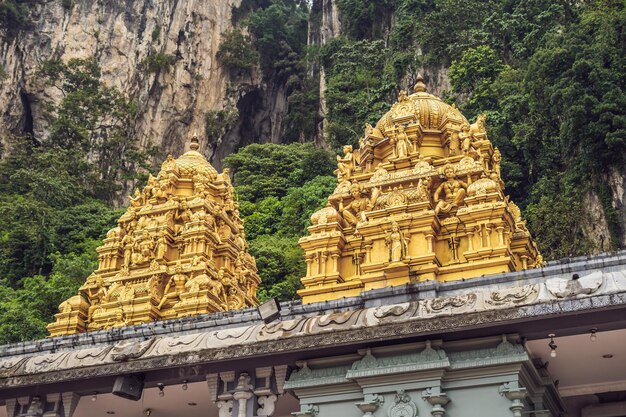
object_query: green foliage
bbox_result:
[142,52,177,73]
[250,235,305,302]
[335,0,393,39]
[0,57,148,342]
[205,108,239,146]
[449,46,506,116]
[151,25,161,42]
[321,38,395,148]
[0,0,38,36]
[37,57,156,201]
[524,175,593,259]
[280,176,337,236]
[0,250,97,344]
[246,0,309,74]
[225,143,335,300]
[446,0,626,255]
[224,143,335,203]
[283,74,322,142]
[216,29,259,73]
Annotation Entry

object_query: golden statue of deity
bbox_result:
[434,164,467,216]
[301,75,542,304]
[48,137,261,337]
[385,221,410,263]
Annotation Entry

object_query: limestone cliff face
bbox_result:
[0,0,239,167]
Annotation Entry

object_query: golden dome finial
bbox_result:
[189,135,200,151]
[413,74,427,93]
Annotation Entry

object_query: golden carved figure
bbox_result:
[417,177,432,201]
[86,276,107,323]
[469,113,487,140]
[434,165,467,216]
[393,125,411,158]
[161,154,177,171]
[184,272,206,292]
[298,77,541,304]
[157,262,187,309]
[48,137,261,337]
[447,131,461,156]
[335,145,360,180]
[460,123,474,155]
[492,148,502,178]
[385,221,409,263]
[339,182,380,226]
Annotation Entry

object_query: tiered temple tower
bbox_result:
[299,77,542,304]
[48,137,260,337]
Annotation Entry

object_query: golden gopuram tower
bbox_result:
[48,137,261,337]
[299,76,542,304]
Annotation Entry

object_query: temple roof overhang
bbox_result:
[1,250,625,397]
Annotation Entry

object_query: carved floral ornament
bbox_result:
[300,75,542,304]
[47,137,261,337]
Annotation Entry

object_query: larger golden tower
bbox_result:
[299,77,542,304]
[48,137,260,337]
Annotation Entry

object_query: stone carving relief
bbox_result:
[486,285,538,306]
[422,294,476,316]
[110,338,155,362]
[545,271,603,298]
[388,390,417,417]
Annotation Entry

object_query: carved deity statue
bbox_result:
[385,221,410,263]
[459,123,473,155]
[138,231,154,262]
[209,269,228,302]
[417,176,432,201]
[157,262,188,309]
[155,233,168,260]
[121,233,134,268]
[447,131,461,156]
[434,164,467,216]
[492,148,502,178]
[339,182,380,226]
[161,154,177,171]
[130,189,143,209]
[335,145,360,180]
[175,200,193,234]
[393,125,411,158]
[111,310,129,328]
[227,286,244,310]
[87,276,108,322]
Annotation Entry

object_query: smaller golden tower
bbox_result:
[299,77,542,304]
[48,137,260,337]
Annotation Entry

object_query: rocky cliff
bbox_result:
[0,0,240,167]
